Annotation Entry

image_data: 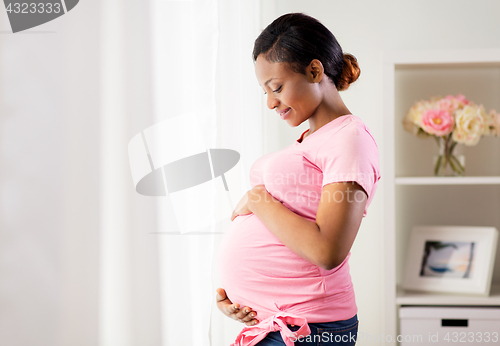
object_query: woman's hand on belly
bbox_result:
[230,184,267,221]
[215,288,259,326]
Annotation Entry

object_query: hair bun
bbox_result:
[336,54,360,91]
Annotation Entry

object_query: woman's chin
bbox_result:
[285,117,299,127]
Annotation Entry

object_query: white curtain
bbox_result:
[101,0,263,345]
[99,0,162,345]
[148,0,263,344]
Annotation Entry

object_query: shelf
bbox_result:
[384,49,500,67]
[383,49,500,338]
[397,285,500,306]
[395,176,500,185]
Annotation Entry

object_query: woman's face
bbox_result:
[255,55,323,126]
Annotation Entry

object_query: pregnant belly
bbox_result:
[216,213,326,318]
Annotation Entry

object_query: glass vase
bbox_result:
[433,135,465,176]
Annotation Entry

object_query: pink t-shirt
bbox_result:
[217,114,381,345]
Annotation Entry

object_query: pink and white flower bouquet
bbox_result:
[403,94,500,176]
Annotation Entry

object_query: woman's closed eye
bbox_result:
[263,86,282,95]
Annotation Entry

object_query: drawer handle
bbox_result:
[441,319,468,327]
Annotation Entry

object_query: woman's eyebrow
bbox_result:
[264,77,277,86]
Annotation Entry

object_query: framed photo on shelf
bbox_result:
[402,225,498,296]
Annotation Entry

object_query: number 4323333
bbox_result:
[444,332,499,343]
[6,2,62,14]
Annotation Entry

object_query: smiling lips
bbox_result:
[278,107,291,120]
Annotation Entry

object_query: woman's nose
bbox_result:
[266,94,279,110]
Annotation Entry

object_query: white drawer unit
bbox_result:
[382,50,500,339]
[399,306,500,346]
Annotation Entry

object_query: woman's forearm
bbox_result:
[248,186,332,269]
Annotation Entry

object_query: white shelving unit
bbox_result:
[382,49,500,341]
[396,284,500,306]
[396,176,500,185]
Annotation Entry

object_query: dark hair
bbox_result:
[252,13,360,91]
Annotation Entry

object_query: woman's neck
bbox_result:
[306,87,351,136]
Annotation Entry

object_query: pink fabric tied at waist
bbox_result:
[230,312,311,346]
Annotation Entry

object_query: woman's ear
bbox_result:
[307,59,324,83]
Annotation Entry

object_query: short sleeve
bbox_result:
[316,120,381,202]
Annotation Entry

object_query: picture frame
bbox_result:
[402,225,499,296]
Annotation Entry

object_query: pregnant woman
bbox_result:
[216,13,381,346]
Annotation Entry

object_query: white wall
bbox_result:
[0,3,101,345]
[0,1,162,345]
[260,0,500,344]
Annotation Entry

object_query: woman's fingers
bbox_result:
[235,307,254,321]
[215,288,259,325]
[215,287,228,302]
[229,303,240,315]
[225,302,258,324]
[216,288,239,312]
[244,319,259,326]
[233,306,259,325]
[216,288,234,315]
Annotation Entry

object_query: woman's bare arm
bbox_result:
[248,182,367,270]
